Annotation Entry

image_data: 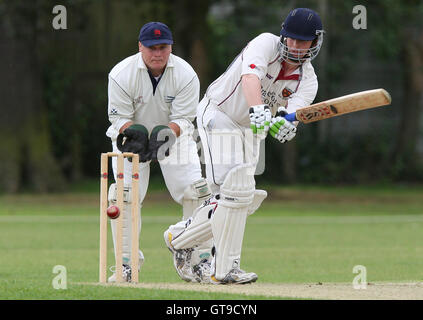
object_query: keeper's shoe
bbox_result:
[107,264,132,282]
[107,251,144,283]
[210,268,258,285]
[164,229,197,282]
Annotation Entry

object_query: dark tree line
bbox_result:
[0,0,422,192]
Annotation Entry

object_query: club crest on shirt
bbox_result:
[282,88,294,98]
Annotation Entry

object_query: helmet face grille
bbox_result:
[278,30,324,65]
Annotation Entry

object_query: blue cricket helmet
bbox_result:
[281,8,323,41]
[278,8,325,64]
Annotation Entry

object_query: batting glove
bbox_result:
[269,106,297,143]
[249,104,272,139]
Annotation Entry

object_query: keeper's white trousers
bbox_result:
[108,131,203,265]
[110,132,202,205]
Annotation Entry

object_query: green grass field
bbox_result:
[0,183,422,300]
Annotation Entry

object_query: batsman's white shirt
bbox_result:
[205,32,318,128]
[199,32,319,190]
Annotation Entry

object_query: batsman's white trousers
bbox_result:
[197,96,261,193]
[196,96,262,279]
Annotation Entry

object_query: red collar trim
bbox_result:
[274,61,300,82]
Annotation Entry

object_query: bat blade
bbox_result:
[287,89,392,124]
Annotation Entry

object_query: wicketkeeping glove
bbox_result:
[117,124,150,162]
[249,104,272,139]
[269,106,297,143]
[148,125,177,161]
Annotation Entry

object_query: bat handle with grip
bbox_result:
[284,112,297,122]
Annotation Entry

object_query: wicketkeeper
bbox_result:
[164,8,325,284]
[106,22,212,282]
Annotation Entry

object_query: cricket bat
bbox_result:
[284,88,392,123]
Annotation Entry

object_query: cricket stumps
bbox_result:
[99,152,140,283]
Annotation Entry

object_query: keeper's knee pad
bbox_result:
[182,178,212,220]
[108,183,142,264]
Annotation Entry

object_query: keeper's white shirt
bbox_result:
[205,32,318,128]
[107,52,200,139]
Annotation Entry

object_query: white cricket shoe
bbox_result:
[210,268,258,285]
[193,259,212,284]
[107,252,145,283]
[107,264,132,282]
[164,229,197,282]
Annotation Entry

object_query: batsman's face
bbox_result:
[139,42,172,75]
[286,37,313,63]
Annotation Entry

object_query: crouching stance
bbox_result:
[105,21,212,282]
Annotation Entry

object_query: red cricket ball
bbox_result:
[106,205,120,219]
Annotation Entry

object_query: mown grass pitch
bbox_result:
[0,184,422,299]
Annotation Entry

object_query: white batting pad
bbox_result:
[181,179,213,264]
[247,189,267,216]
[211,164,255,280]
[219,164,256,207]
[169,203,215,250]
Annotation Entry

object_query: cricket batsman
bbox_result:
[106,22,212,282]
[164,8,325,284]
